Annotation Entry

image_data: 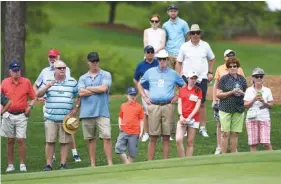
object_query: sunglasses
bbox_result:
[190,31,201,35]
[89,60,99,63]
[228,65,237,69]
[190,77,198,80]
[150,20,159,23]
[253,75,264,79]
[158,58,167,61]
[49,56,56,59]
[55,67,66,70]
[146,51,154,54]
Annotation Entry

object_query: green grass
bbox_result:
[2,151,281,184]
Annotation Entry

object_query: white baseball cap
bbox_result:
[187,71,198,78]
[224,49,235,57]
[156,49,169,58]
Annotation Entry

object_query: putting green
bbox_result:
[2,151,281,184]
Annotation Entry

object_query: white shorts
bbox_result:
[141,89,149,115]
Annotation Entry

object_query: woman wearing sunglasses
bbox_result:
[216,57,247,154]
[244,68,274,152]
[143,14,166,54]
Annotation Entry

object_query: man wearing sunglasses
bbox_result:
[162,4,189,69]
[176,24,216,138]
[138,49,185,161]
[134,45,158,142]
[33,48,81,163]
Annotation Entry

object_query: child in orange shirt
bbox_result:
[115,87,144,164]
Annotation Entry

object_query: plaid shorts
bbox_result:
[246,120,271,145]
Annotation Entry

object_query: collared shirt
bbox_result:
[244,86,273,121]
[140,66,184,103]
[35,65,70,88]
[40,76,78,121]
[218,74,247,113]
[134,58,158,90]
[177,40,215,80]
[1,93,9,106]
[1,77,36,112]
[163,17,189,56]
[78,69,112,118]
[119,101,144,135]
[214,64,245,80]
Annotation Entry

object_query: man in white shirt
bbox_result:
[176,24,215,137]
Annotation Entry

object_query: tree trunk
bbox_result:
[3,1,26,78]
[108,2,117,24]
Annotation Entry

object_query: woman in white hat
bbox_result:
[244,68,274,152]
[176,71,202,157]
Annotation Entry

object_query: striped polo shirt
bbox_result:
[41,76,78,121]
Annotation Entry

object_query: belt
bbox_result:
[8,111,25,115]
[151,101,171,106]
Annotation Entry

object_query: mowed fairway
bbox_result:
[2,151,281,184]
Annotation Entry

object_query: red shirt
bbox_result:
[119,101,144,135]
[1,77,36,112]
[179,86,202,121]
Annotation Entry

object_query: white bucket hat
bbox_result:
[156,49,169,58]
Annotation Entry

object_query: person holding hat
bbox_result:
[1,60,37,172]
[244,68,274,152]
[176,24,216,138]
[162,4,189,69]
[37,60,80,171]
[115,87,144,164]
[134,45,158,142]
[33,49,81,163]
[176,71,202,157]
[138,49,185,160]
[78,51,113,167]
[212,49,245,155]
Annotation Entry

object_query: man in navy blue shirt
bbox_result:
[134,45,158,142]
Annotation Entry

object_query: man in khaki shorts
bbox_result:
[138,50,184,160]
[78,52,113,167]
[37,60,80,171]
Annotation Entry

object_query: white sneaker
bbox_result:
[20,164,27,172]
[169,137,174,141]
[141,133,149,142]
[199,127,209,137]
[214,147,222,155]
[6,164,15,172]
[184,132,187,137]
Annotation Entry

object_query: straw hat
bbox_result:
[62,116,80,134]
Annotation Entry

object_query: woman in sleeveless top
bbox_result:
[143,14,166,54]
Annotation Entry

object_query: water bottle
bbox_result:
[234,83,241,96]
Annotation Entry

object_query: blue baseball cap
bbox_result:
[126,87,137,95]
[144,45,154,53]
[167,4,178,11]
[9,60,21,71]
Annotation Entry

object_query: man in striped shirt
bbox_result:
[37,60,80,171]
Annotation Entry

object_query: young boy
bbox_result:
[115,87,144,164]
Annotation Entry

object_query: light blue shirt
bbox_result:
[163,17,189,56]
[140,66,184,103]
[78,69,112,118]
[41,77,78,121]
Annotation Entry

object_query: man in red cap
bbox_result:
[33,48,81,162]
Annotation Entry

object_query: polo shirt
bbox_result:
[1,93,9,106]
[41,77,78,121]
[179,86,202,121]
[162,17,189,56]
[244,86,273,121]
[140,66,184,103]
[119,101,144,135]
[1,77,36,112]
[134,59,158,90]
[78,69,112,119]
[218,74,247,113]
[214,64,245,80]
[177,40,215,81]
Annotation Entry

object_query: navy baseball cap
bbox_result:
[144,45,154,53]
[167,4,178,11]
[9,60,21,71]
[126,87,137,95]
[87,52,99,61]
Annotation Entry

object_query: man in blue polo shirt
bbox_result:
[134,45,158,142]
[138,49,184,160]
[78,51,113,167]
[162,4,189,69]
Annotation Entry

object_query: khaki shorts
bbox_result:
[147,104,174,136]
[45,120,72,144]
[0,113,27,138]
[168,55,177,69]
[82,117,111,140]
[219,111,245,133]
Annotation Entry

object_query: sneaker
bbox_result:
[214,147,222,155]
[59,164,68,170]
[20,164,27,172]
[141,133,149,142]
[6,164,15,172]
[73,155,81,162]
[199,127,209,137]
[169,137,174,141]
[43,165,52,171]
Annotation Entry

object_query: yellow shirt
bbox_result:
[214,64,245,81]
